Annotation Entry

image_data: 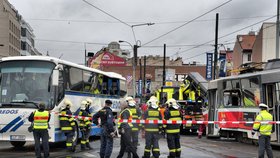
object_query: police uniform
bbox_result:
[143,106,162,158]
[59,108,76,151]
[117,108,139,158]
[79,108,92,150]
[92,100,115,158]
[28,107,50,158]
[253,104,273,158]
[164,106,182,158]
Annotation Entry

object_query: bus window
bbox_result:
[241,77,260,107]
[120,80,127,97]
[111,79,119,95]
[69,67,83,91]
[101,76,108,95]
[83,71,96,92]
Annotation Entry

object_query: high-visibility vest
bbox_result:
[79,110,92,128]
[253,110,273,136]
[33,110,49,130]
[145,109,162,132]
[118,108,133,128]
[166,109,181,134]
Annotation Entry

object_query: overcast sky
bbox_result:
[9,0,277,65]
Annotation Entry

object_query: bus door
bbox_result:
[207,89,217,136]
[265,84,277,141]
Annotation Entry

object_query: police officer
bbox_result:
[92,100,115,158]
[142,98,162,158]
[59,99,76,152]
[126,97,142,149]
[28,103,50,158]
[79,100,93,150]
[252,103,273,158]
[164,98,182,158]
[117,100,139,158]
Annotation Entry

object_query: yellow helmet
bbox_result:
[166,98,179,109]
[61,99,72,110]
[80,100,87,110]
[148,99,158,109]
[86,98,93,107]
[128,100,136,107]
[126,96,134,102]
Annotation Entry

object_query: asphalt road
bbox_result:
[0,135,280,158]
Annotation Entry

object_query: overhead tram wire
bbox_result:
[142,0,232,46]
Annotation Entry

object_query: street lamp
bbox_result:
[119,40,141,98]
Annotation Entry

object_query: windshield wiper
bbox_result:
[10,101,39,108]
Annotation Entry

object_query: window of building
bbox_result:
[21,28,26,37]
[248,53,252,62]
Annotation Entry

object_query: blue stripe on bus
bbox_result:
[64,91,119,99]
[10,120,24,132]
[0,116,21,133]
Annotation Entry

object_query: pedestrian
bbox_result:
[28,102,50,158]
[59,99,76,152]
[142,97,162,158]
[92,100,115,158]
[126,97,142,150]
[116,100,139,158]
[79,100,93,150]
[164,98,182,158]
[252,103,273,158]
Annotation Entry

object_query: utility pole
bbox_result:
[139,58,142,103]
[143,56,146,101]
[133,45,138,98]
[161,44,166,105]
[214,13,219,79]
[276,0,280,59]
[84,43,87,66]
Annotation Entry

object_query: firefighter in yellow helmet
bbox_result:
[79,100,93,150]
[126,97,142,151]
[164,98,182,158]
[142,98,162,158]
[59,99,76,152]
[85,98,93,116]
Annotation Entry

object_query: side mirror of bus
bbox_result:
[52,69,59,86]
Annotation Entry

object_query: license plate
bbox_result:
[10,135,26,140]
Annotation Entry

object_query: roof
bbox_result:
[237,34,256,50]
[0,56,126,80]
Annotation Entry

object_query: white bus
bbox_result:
[0,56,126,147]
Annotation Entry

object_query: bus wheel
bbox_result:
[72,122,79,149]
[10,141,26,148]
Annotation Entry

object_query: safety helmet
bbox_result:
[86,98,93,107]
[150,100,159,109]
[259,103,268,109]
[61,99,72,109]
[126,96,134,102]
[166,98,180,109]
[80,100,87,110]
[128,100,136,107]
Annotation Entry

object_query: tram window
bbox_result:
[241,78,260,107]
[223,90,241,107]
[276,83,280,104]
[232,80,240,89]
[223,81,232,90]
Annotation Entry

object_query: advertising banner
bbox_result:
[206,53,213,80]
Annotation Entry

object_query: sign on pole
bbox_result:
[206,53,213,80]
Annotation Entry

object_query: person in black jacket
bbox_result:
[92,100,115,158]
[28,103,51,158]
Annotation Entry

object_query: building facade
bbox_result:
[0,0,21,57]
[20,19,36,56]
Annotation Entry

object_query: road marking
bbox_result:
[83,153,97,157]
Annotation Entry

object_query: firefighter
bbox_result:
[194,96,204,139]
[79,100,93,150]
[142,98,162,158]
[59,99,76,152]
[164,98,182,158]
[127,97,142,149]
[92,100,115,158]
[28,103,50,158]
[252,103,273,158]
[116,100,139,158]
[85,98,93,115]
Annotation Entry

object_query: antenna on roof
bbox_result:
[59,53,63,59]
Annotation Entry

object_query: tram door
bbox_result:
[207,89,217,136]
[265,84,277,141]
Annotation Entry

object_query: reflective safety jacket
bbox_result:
[128,107,142,131]
[164,108,182,134]
[59,109,75,132]
[79,110,92,129]
[33,110,49,130]
[144,108,162,132]
[253,110,273,136]
[118,108,133,129]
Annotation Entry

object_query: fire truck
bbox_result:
[155,72,208,134]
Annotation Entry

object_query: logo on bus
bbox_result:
[0,110,19,114]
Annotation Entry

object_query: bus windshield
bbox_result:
[0,60,55,109]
